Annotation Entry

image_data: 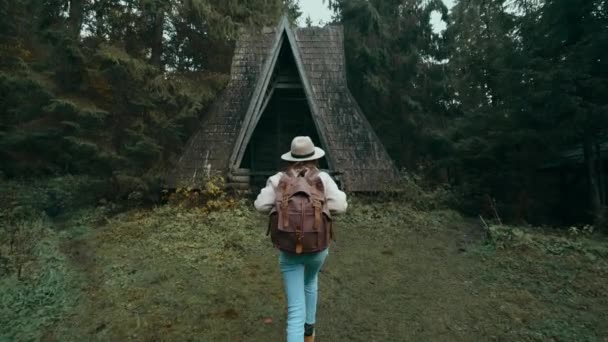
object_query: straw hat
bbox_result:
[281,136,325,162]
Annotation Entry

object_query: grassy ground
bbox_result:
[2,198,608,341]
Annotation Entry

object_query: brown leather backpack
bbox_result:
[267,169,333,254]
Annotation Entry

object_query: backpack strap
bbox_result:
[305,168,325,231]
[278,176,290,229]
[312,198,322,230]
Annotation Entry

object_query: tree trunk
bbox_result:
[68,0,84,39]
[150,9,164,68]
[583,136,603,224]
[597,143,606,206]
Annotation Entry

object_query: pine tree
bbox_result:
[331,0,450,168]
[0,0,298,202]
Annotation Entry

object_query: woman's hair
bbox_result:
[285,159,319,177]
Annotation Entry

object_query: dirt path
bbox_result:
[48,205,608,341]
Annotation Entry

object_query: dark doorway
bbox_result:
[240,34,328,187]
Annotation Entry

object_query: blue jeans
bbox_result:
[279,248,329,342]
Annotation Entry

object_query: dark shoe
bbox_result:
[304,323,315,342]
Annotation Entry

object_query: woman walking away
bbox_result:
[254,136,348,342]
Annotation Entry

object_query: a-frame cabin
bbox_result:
[168,17,397,191]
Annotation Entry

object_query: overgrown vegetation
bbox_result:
[2,194,606,340]
[481,223,608,267]
[0,225,79,341]
[471,223,608,340]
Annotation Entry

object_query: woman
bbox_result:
[254,136,348,342]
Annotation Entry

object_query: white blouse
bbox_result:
[254,171,348,214]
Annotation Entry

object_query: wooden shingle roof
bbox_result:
[168,17,397,191]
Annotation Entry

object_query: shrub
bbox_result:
[374,169,457,211]
[0,176,108,219]
[168,175,237,212]
[0,218,46,279]
[484,224,608,260]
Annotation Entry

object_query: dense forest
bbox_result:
[2,1,608,340]
[329,0,607,226]
[1,0,606,225]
